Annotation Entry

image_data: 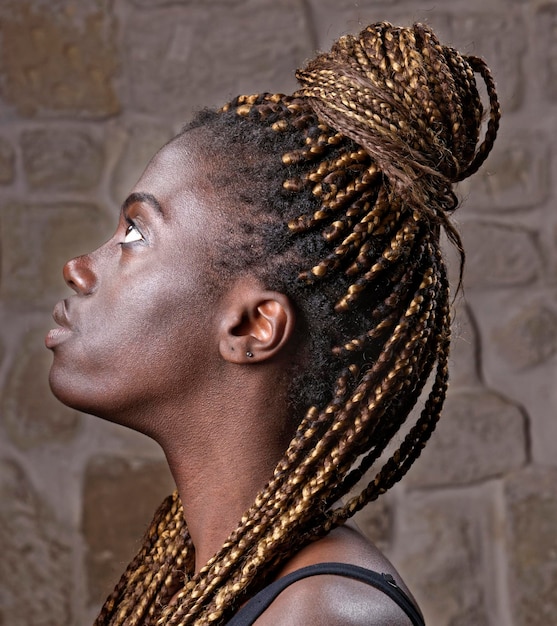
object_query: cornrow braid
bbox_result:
[95,22,500,625]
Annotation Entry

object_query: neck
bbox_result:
[153,371,295,573]
[162,437,279,572]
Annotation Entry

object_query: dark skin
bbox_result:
[47,130,416,625]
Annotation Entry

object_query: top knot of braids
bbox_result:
[295,22,500,220]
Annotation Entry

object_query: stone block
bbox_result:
[407,389,527,488]
[110,122,173,204]
[464,289,557,467]
[0,1,119,117]
[457,131,550,213]
[82,455,176,605]
[460,220,541,289]
[0,202,112,306]
[21,128,103,191]
[122,0,312,117]
[0,457,73,625]
[0,135,15,184]
[450,303,481,388]
[2,327,80,449]
[353,494,392,552]
[396,490,492,626]
[553,223,557,285]
[444,13,526,113]
[504,467,557,626]
[131,0,244,5]
[493,302,557,370]
[536,4,557,103]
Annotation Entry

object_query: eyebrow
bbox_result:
[121,192,164,216]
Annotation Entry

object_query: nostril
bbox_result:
[62,259,76,288]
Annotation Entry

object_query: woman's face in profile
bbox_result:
[47,136,226,427]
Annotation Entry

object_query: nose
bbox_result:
[63,254,97,295]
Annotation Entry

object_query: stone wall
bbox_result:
[0,1,555,624]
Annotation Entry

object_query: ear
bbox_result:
[218,282,296,365]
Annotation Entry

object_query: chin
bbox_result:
[48,360,110,417]
[48,363,157,440]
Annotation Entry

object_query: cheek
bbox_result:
[103,277,215,384]
[128,274,211,341]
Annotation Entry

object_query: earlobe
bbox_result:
[218,285,295,364]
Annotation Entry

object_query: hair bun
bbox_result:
[295,22,500,210]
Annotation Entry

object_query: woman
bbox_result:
[46,22,500,625]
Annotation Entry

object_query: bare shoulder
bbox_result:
[253,523,419,626]
[253,572,415,625]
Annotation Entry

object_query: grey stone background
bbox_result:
[0,0,555,624]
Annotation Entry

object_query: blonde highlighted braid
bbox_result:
[95,22,500,625]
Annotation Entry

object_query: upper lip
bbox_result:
[52,299,71,329]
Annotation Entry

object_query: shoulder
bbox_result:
[253,523,420,626]
[253,570,415,625]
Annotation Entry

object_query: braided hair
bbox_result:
[95,22,500,625]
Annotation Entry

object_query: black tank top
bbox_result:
[226,562,425,625]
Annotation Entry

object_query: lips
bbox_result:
[52,300,70,327]
[45,300,73,349]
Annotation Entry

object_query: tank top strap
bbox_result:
[226,561,425,625]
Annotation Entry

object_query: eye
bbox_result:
[123,223,143,244]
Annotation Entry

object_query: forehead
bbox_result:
[140,134,218,202]
[131,132,229,234]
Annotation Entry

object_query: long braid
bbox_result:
[95,493,193,626]
[95,22,500,625]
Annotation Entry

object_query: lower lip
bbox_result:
[45,327,72,349]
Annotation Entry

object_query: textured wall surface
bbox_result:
[0,1,555,624]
